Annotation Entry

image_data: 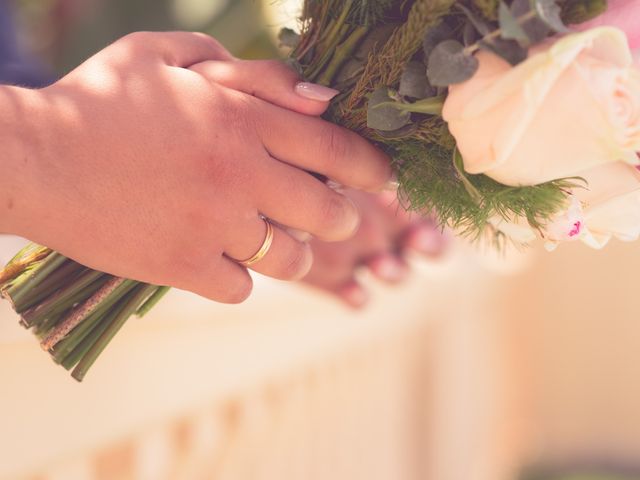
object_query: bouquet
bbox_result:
[2,0,639,380]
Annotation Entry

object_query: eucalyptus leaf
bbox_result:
[456,3,492,35]
[399,62,434,99]
[278,28,300,49]
[498,1,530,44]
[422,21,455,59]
[511,0,550,43]
[376,123,418,139]
[533,0,569,32]
[479,38,528,65]
[427,40,479,87]
[367,88,412,132]
[463,21,479,46]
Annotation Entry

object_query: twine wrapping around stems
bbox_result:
[40,277,126,351]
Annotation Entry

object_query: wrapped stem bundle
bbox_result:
[2,0,630,381]
[0,244,168,381]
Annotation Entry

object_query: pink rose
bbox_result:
[443,27,640,187]
[491,162,640,249]
[575,161,640,248]
[575,0,640,52]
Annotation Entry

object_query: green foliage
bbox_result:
[367,87,412,131]
[297,0,575,245]
[498,1,529,44]
[427,40,479,86]
[472,0,500,20]
[534,0,570,32]
[351,0,396,25]
[560,0,608,24]
[391,137,577,241]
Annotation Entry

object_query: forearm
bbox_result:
[0,85,48,237]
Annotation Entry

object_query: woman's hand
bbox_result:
[1,32,392,303]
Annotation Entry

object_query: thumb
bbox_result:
[189,59,339,116]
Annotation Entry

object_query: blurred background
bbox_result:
[1,1,640,479]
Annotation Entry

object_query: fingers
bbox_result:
[256,158,361,241]
[257,103,393,192]
[224,216,313,281]
[179,255,253,303]
[402,224,449,257]
[190,59,338,116]
[122,31,233,67]
[335,280,370,309]
[373,190,449,258]
[366,253,409,284]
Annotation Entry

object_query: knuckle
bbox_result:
[191,32,232,59]
[320,126,351,171]
[121,31,151,46]
[260,59,297,82]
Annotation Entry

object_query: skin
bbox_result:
[0,31,393,303]
[303,190,448,308]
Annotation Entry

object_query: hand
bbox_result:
[302,189,448,308]
[3,32,392,302]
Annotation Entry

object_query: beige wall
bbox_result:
[2,237,640,479]
[504,241,640,469]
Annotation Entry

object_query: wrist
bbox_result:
[0,85,53,238]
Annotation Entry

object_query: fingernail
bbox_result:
[341,283,369,308]
[295,82,340,101]
[412,227,446,255]
[376,256,407,282]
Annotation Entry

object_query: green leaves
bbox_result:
[480,37,528,65]
[399,62,435,99]
[561,0,608,24]
[278,28,300,49]
[498,2,529,43]
[367,87,444,132]
[533,0,570,33]
[427,40,479,87]
[511,0,550,44]
[367,87,412,131]
[422,21,455,58]
[420,0,568,86]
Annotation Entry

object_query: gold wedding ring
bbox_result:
[237,217,274,267]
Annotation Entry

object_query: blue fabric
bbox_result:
[0,0,54,88]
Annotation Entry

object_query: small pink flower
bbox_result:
[544,196,585,242]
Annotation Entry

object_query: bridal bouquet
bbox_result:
[2,0,639,380]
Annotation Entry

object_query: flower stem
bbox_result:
[41,277,128,351]
[71,284,158,382]
[5,252,67,308]
[136,286,170,317]
[20,270,107,327]
[317,25,369,85]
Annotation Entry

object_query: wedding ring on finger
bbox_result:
[236,217,274,267]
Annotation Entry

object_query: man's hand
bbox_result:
[303,190,449,308]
